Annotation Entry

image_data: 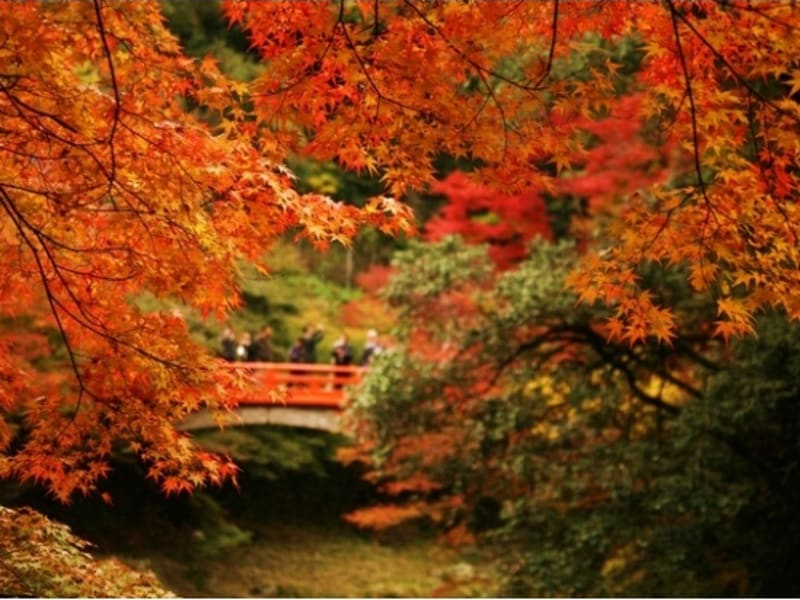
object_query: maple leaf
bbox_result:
[786,69,800,97]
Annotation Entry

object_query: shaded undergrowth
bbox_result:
[3,427,495,597]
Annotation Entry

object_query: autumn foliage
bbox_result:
[425,172,552,270]
[0,0,412,501]
[343,237,800,595]
[424,93,677,269]
[0,505,172,597]
[0,0,799,509]
[227,0,800,344]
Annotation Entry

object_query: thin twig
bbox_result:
[93,0,121,187]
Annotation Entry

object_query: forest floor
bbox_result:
[11,443,498,598]
[123,515,495,597]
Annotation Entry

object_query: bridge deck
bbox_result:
[180,362,368,432]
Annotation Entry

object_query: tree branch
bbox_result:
[93,0,121,186]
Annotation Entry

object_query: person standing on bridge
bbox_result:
[331,334,354,366]
[360,329,383,366]
[220,326,237,361]
[289,337,305,364]
[331,334,354,389]
[300,323,324,363]
[252,325,274,362]
[235,331,253,362]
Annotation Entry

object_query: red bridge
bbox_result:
[179,362,368,432]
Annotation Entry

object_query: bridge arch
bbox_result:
[179,405,343,432]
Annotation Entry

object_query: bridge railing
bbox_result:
[220,362,369,409]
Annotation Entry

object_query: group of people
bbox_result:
[219,323,384,366]
[290,324,384,366]
[220,325,274,362]
[320,328,383,367]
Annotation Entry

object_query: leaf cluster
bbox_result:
[0,505,173,597]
